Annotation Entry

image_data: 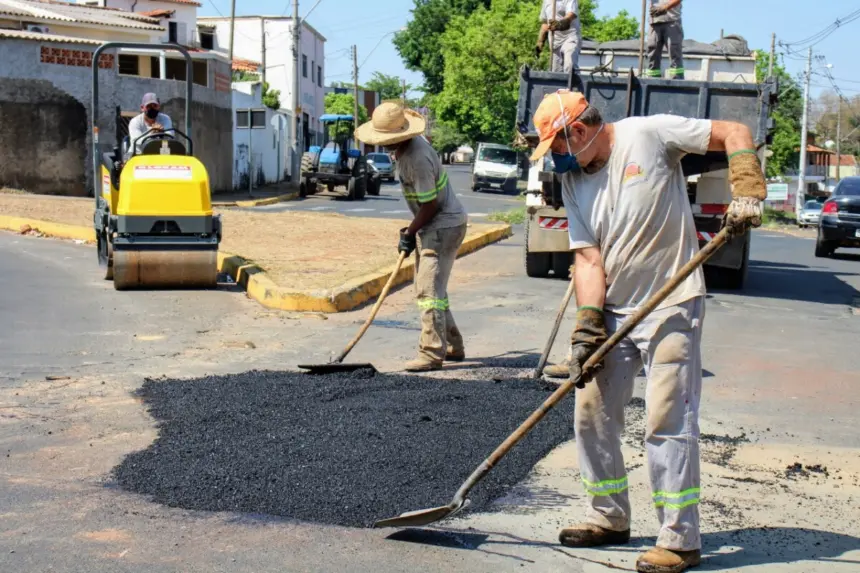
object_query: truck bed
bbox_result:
[515,67,778,176]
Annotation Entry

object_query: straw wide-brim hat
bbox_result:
[354,101,426,146]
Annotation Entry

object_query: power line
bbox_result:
[780,8,860,48]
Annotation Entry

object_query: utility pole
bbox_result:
[291,0,301,183]
[836,97,842,183]
[761,32,775,178]
[638,0,646,75]
[549,1,556,72]
[352,45,359,150]
[228,0,236,64]
[261,18,266,85]
[401,78,406,103]
[796,47,812,216]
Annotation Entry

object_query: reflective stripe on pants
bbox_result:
[414,223,467,362]
[574,296,705,551]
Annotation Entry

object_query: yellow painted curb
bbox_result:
[218,223,514,313]
[0,215,96,243]
[213,191,298,208]
[0,214,512,313]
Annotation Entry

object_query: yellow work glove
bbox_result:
[725,150,767,236]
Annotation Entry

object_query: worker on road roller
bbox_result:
[92,42,221,291]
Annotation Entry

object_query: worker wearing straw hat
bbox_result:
[355,101,468,372]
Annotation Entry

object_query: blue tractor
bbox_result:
[299,114,381,200]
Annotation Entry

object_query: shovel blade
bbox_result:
[373,499,469,528]
[297,363,378,375]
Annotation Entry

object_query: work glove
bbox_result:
[535,42,543,59]
[650,3,668,17]
[569,307,608,389]
[724,150,767,236]
[398,227,417,257]
[553,18,572,31]
[150,123,164,132]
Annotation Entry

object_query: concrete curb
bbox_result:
[0,214,512,313]
[760,224,815,239]
[0,215,96,243]
[213,191,298,208]
[218,223,514,313]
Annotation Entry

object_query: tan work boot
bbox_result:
[636,547,701,573]
[445,348,466,362]
[404,356,443,372]
[558,523,630,548]
[543,359,570,378]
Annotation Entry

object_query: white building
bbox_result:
[232,81,289,190]
[199,15,326,150]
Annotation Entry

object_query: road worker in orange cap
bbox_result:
[530,89,766,573]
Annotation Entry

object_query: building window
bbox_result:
[168,22,178,43]
[236,109,267,129]
[200,31,214,50]
[317,65,322,87]
[118,54,139,76]
[302,54,307,78]
[311,60,315,82]
[236,110,250,128]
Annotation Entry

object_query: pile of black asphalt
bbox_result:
[113,368,574,528]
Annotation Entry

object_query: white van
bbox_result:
[472,142,520,193]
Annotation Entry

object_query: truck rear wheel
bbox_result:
[524,220,552,278]
[552,252,572,280]
[721,233,750,289]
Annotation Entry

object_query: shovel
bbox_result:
[373,228,730,528]
[299,251,408,375]
[533,273,575,379]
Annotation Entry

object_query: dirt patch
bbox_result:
[112,369,574,528]
[0,194,505,292]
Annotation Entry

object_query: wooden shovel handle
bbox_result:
[334,251,408,364]
[454,228,731,502]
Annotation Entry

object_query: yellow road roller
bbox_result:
[91,42,221,290]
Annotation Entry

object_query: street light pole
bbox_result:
[836,97,842,183]
[291,0,301,184]
[796,47,812,216]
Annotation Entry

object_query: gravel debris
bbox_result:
[113,369,574,528]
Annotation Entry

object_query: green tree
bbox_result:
[394,0,492,95]
[262,81,281,110]
[364,71,411,102]
[756,52,802,178]
[429,119,466,155]
[324,92,369,141]
[433,0,638,145]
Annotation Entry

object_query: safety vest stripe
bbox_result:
[652,487,700,499]
[654,498,699,510]
[417,298,449,311]
[581,475,628,496]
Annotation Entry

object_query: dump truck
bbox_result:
[517,39,777,288]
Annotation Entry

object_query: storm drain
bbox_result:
[113,369,574,527]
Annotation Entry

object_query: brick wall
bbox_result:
[0,38,233,195]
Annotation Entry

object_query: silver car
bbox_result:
[366,152,396,182]
[798,200,822,228]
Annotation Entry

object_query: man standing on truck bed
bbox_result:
[536,0,581,74]
[530,89,765,573]
[355,101,469,372]
[647,0,685,79]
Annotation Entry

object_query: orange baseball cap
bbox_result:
[529,90,589,161]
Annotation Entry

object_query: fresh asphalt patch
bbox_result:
[113,369,574,528]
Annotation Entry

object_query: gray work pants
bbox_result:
[573,296,705,550]
[552,36,580,74]
[414,223,467,362]
[646,21,684,79]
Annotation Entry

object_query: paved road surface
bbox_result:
[242,164,522,220]
[1,228,859,572]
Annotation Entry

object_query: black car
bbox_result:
[816,176,860,257]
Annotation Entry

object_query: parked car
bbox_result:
[366,152,396,182]
[815,176,860,258]
[798,200,822,228]
[472,142,520,193]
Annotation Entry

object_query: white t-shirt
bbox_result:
[563,114,711,314]
[127,112,173,155]
[540,0,580,47]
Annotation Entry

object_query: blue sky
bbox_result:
[200,0,860,99]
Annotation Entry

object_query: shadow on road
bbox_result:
[392,526,860,570]
[708,259,860,306]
